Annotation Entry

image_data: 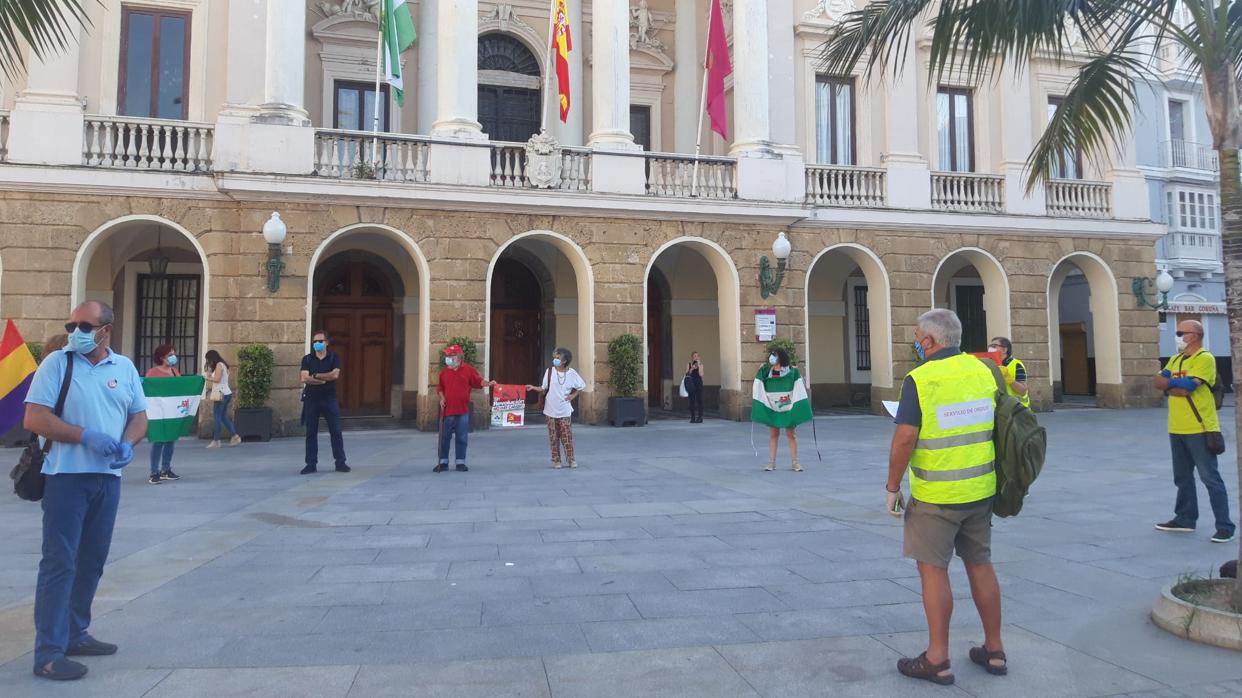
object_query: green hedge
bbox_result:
[237,344,275,408]
[607,334,643,398]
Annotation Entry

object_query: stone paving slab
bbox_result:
[0,409,1240,696]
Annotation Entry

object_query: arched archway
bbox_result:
[1047,252,1122,406]
[485,231,596,394]
[478,32,542,142]
[644,238,742,418]
[803,243,893,410]
[307,224,431,420]
[73,215,210,374]
[931,248,1011,353]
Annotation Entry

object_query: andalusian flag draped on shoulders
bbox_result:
[0,320,37,435]
[144,375,206,443]
[751,365,813,428]
[382,0,417,106]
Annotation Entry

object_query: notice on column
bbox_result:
[756,308,777,342]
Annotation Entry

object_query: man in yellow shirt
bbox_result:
[1152,320,1234,544]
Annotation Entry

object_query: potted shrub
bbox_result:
[439,337,481,430]
[235,344,275,442]
[607,333,645,427]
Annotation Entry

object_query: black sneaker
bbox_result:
[433,464,448,473]
[300,465,317,475]
[66,636,117,657]
[147,474,162,485]
[160,469,181,481]
[33,658,87,681]
[335,464,351,473]
[1211,529,1236,543]
[455,464,469,472]
[1155,520,1195,532]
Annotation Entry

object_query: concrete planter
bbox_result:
[1151,582,1242,652]
[235,407,273,442]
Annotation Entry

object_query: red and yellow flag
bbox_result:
[553,0,572,122]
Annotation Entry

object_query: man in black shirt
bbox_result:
[300,330,349,474]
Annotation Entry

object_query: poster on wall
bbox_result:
[491,384,528,427]
[755,308,777,342]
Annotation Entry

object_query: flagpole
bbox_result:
[692,0,714,198]
[541,0,557,134]
[372,22,384,168]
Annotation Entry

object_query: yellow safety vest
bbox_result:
[908,354,998,505]
[1001,358,1031,408]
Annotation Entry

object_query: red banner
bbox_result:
[491,384,528,427]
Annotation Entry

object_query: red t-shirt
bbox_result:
[437,363,483,416]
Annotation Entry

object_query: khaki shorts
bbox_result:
[902,497,993,568]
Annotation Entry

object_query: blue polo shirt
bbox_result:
[25,348,147,476]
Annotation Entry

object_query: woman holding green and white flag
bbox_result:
[143,345,204,485]
[752,346,813,472]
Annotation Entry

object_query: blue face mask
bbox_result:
[768,355,778,366]
[68,328,99,354]
[313,341,326,353]
[166,355,178,366]
[552,358,563,368]
[914,340,926,361]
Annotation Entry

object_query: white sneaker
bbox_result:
[206,440,221,449]
[229,435,242,446]
[569,461,578,469]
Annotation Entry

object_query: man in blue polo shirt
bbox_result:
[24,302,148,681]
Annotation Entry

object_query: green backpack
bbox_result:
[981,359,1047,517]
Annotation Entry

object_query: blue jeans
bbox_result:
[304,398,347,468]
[34,474,120,668]
[1170,433,1235,534]
[439,413,470,465]
[149,441,175,474]
[212,394,236,440]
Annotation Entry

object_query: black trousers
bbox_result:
[304,398,347,467]
[687,387,703,420]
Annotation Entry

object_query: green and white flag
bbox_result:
[143,375,206,443]
[382,0,417,106]
[751,365,814,429]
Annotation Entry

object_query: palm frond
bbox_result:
[1026,49,1147,191]
[818,0,934,81]
[0,0,90,80]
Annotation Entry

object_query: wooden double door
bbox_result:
[317,261,393,416]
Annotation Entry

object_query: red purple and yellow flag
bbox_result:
[0,320,37,434]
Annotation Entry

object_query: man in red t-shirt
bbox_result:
[435,345,495,472]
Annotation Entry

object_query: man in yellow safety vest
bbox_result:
[988,336,1029,408]
[886,309,1006,685]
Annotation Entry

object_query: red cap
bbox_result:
[444,344,464,356]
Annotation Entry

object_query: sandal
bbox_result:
[792,462,803,472]
[897,652,954,685]
[969,645,1007,675]
[763,463,775,472]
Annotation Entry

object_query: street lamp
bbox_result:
[263,212,287,293]
[1133,269,1175,310]
[759,232,792,299]
[148,227,170,278]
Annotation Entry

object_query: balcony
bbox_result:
[82,116,214,172]
[1163,231,1221,263]
[314,129,430,183]
[804,165,886,207]
[489,142,591,191]
[645,153,737,199]
[1047,180,1112,219]
[931,172,1004,213]
[1160,140,1219,172]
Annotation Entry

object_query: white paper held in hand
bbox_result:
[882,400,900,419]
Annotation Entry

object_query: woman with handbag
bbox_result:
[527,347,586,469]
[144,345,183,484]
[684,352,705,423]
[204,350,241,448]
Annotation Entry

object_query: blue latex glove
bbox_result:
[1167,377,1199,392]
[108,441,134,470]
[1160,369,1172,379]
[80,429,118,457]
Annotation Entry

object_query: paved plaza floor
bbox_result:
[1,407,1240,697]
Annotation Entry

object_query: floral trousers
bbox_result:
[546,416,575,465]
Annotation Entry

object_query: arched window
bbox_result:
[478,33,542,142]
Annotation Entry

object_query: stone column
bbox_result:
[561,0,586,146]
[881,31,931,209]
[673,0,700,153]
[998,67,1045,215]
[589,0,637,149]
[416,0,439,134]
[431,0,483,138]
[729,0,771,156]
[7,24,85,165]
[257,0,309,125]
[221,0,266,113]
[1108,124,1150,220]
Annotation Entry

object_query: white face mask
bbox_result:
[1175,336,1189,352]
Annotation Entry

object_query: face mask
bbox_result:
[166,355,178,366]
[552,358,563,368]
[312,341,326,353]
[1175,336,1188,352]
[914,340,926,361]
[768,355,778,366]
[68,328,99,354]
[445,356,458,367]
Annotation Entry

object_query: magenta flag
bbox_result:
[705,0,732,139]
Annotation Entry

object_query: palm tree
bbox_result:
[0,1,89,78]
[819,0,1242,607]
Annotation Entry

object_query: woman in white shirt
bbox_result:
[527,347,586,469]
[204,350,241,448]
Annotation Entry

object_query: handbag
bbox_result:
[678,377,690,398]
[536,368,551,412]
[206,365,225,402]
[10,353,75,501]
[1184,394,1226,456]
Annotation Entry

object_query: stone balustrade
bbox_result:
[83,116,214,172]
[931,172,1005,213]
[314,129,430,183]
[645,153,737,199]
[1047,179,1113,219]
[805,165,886,207]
